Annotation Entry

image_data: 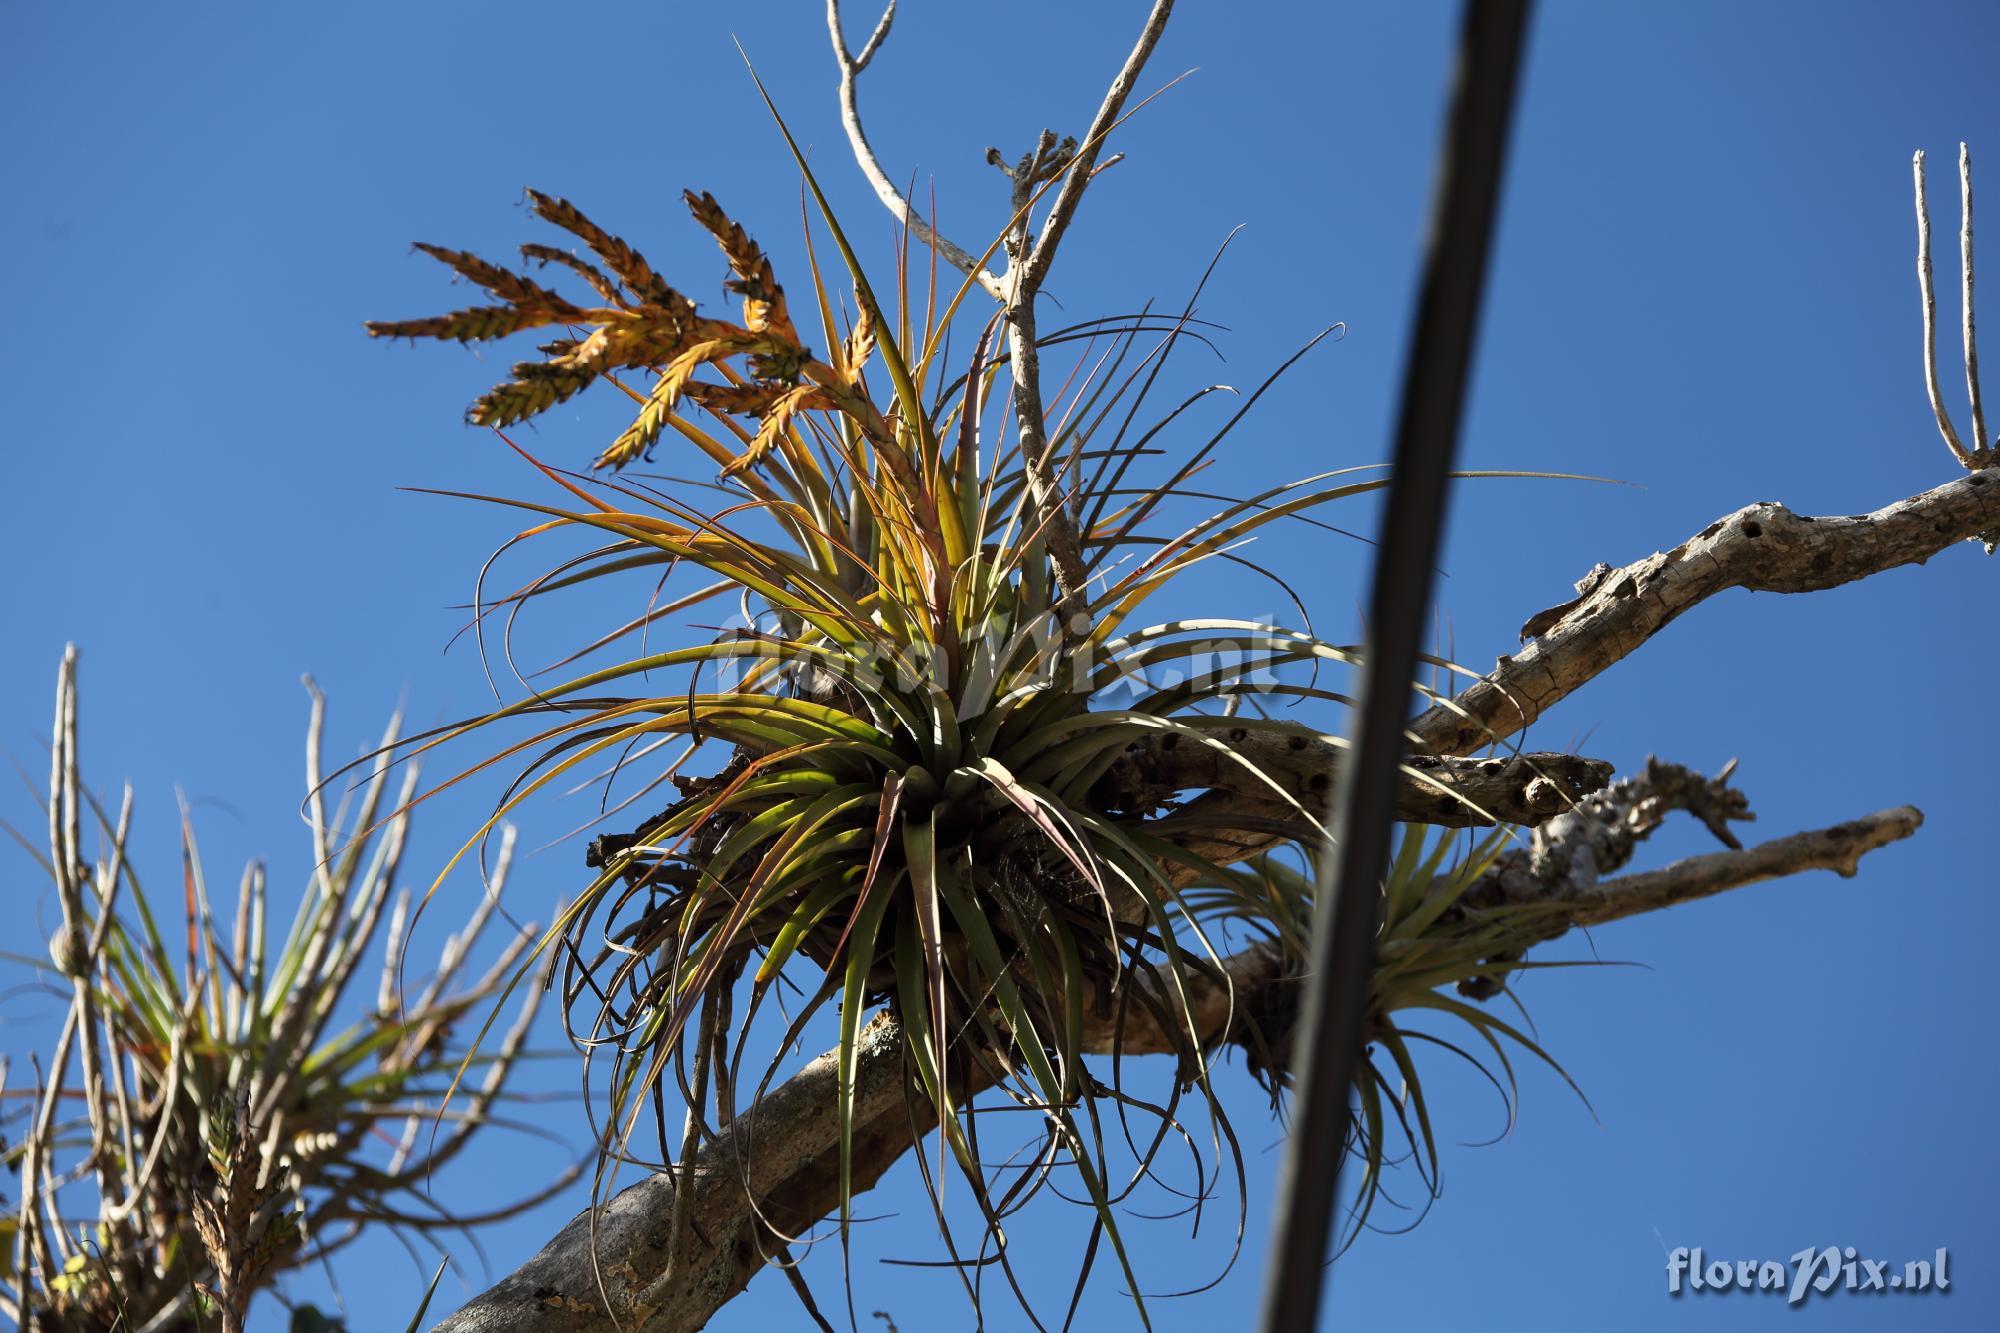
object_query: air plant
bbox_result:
[363,117,1564,1324]
[2,652,574,1333]
[1189,823,1593,1250]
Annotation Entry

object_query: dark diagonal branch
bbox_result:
[1116,735,1612,829]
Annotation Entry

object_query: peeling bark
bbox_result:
[1411,473,2000,757]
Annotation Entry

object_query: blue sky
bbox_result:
[7,2,1999,1330]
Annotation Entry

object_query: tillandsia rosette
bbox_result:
[6,657,570,1331]
[366,116,1576,1322]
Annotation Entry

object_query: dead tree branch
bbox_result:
[1117,735,1612,828]
[1004,0,1175,634]
[1409,471,2000,757]
[826,1,1006,298]
[1014,0,1175,297]
[1125,760,1921,1058]
[1130,804,1920,1061]
[1916,148,1973,463]
[1914,145,1991,466]
[828,0,1174,634]
[1958,145,1989,456]
[1004,296,1094,633]
[433,1014,928,1333]
[1562,806,1921,926]
[1445,758,1912,997]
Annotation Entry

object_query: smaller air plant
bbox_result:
[1191,823,1591,1250]
[2,650,574,1333]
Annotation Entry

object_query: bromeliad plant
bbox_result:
[1190,823,1591,1251]
[365,111,1561,1320]
[2,652,571,1333]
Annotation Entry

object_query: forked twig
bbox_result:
[1015,0,1175,296]
[827,0,1177,635]
[1914,145,1991,466]
[826,0,1006,299]
[1001,0,1176,639]
[1961,144,1988,455]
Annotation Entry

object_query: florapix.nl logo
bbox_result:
[1667,1246,1951,1305]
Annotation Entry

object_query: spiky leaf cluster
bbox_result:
[1191,826,1592,1252]
[4,664,569,1332]
[375,143,1554,1324]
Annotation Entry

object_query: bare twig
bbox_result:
[998,0,1176,635]
[1016,0,1175,296]
[1004,297,1095,632]
[826,0,1175,635]
[1961,144,1989,455]
[1565,805,1921,925]
[826,0,1006,299]
[1916,149,1982,465]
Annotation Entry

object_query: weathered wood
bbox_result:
[1412,473,2000,756]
